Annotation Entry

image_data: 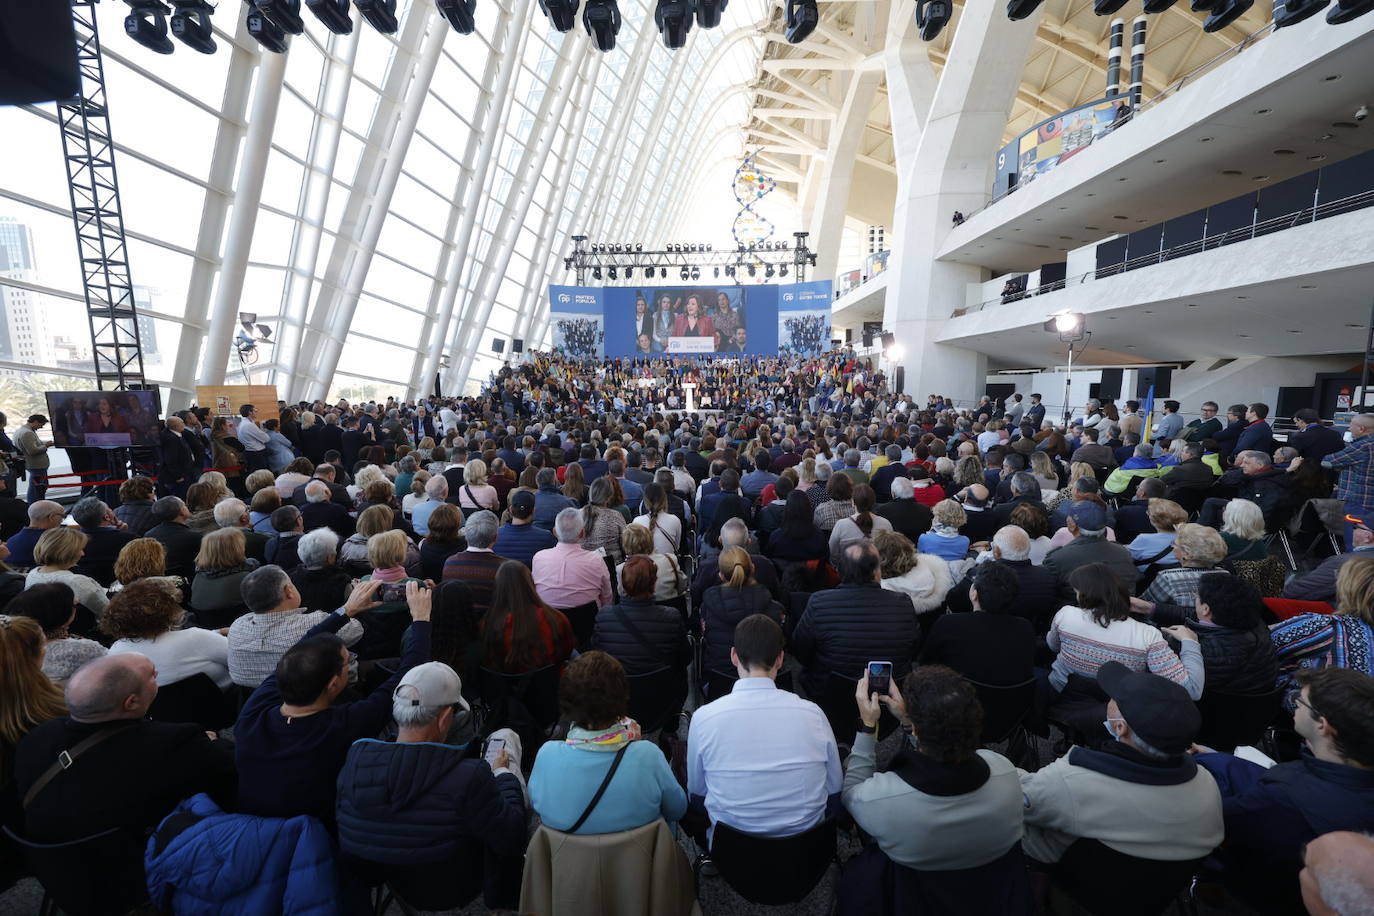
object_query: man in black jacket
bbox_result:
[1199,450,1296,531]
[1115,478,1165,545]
[1212,405,1249,462]
[290,464,351,508]
[1288,408,1346,464]
[868,446,908,502]
[955,484,1000,546]
[335,661,528,909]
[145,496,204,579]
[340,415,368,468]
[875,476,934,543]
[920,560,1036,686]
[13,653,237,889]
[791,540,920,698]
[944,526,1060,632]
[1162,442,1215,502]
[157,417,198,499]
[300,480,356,537]
[70,496,136,586]
[991,472,1047,528]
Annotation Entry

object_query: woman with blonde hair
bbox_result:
[952,455,985,491]
[1137,523,1230,610]
[456,458,500,513]
[249,487,281,533]
[111,537,176,590]
[25,526,109,616]
[875,530,952,618]
[1127,498,1189,570]
[0,614,66,786]
[244,469,276,497]
[105,579,231,690]
[918,499,969,564]
[1220,499,1267,561]
[1044,461,1097,512]
[189,527,257,628]
[1269,555,1374,710]
[403,469,432,517]
[696,548,786,686]
[1028,450,1059,493]
[615,524,686,604]
[198,470,233,504]
[341,504,420,575]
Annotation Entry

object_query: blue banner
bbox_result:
[548,281,832,358]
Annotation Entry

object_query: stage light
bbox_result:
[748,264,757,278]
[680,266,690,281]
[765,264,775,279]
[246,5,289,50]
[306,0,354,34]
[1048,311,1085,336]
[125,1,175,54]
[439,0,477,32]
[784,0,817,42]
[256,324,273,339]
[538,0,576,30]
[694,0,725,27]
[1142,0,1180,10]
[254,0,305,32]
[356,0,398,32]
[239,312,258,334]
[779,264,788,277]
[593,266,602,280]
[636,243,643,252]
[583,0,621,51]
[625,267,634,279]
[1273,0,1329,25]
[170,1,216,53]
[1203,0,1252,29]
[608,266,617,280]
[1190,0,1221,8]
[660,267,668,278]
[886,342,905,361]
[691,266,701,281]
[1328,0,1374,21]
[1006,0,1046,17]
[1091,0,1130,13]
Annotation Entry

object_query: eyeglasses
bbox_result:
[1295,694,1323,720]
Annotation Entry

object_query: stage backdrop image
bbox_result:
[549,281,831,358]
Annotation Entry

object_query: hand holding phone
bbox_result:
[484,737,507,770]
[866,661,892,698]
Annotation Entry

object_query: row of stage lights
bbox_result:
[587,262,792,281]
[915,0,1371,42]
[119,0,821,56]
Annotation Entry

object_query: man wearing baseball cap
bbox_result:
[1043,501,1139,603]
[1018,661,1223,868]
[494,489,556,569]
[336,662,529,909]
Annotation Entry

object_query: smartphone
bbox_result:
[377,582,408,604]
[867,661,893,698]
[484,737,506,764]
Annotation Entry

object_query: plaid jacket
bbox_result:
[1326,434,1374,507]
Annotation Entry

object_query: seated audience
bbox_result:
[530,651,686,833]
[481,560,576,674]
[411,474,449,536]
[531,508,613,612]
[264,505,305,571]
[456,458,500,513]
[1126,498,1187,570]
[946,526,1058,629]
[1271,556,1374,710]
[828,484,892,568]
[1018,662,1224,866]
[920,561,1036,687]
[843,665,1023,870]
[341,504,419,575]
[1218,498,1267,562]
[812,473,855,534]
[145,496,204,580]
[26,527,109,618]
[792,541,921,698]
[1043,502,1139,601]
[301,479,355,537]
[113,477,157,536]
[874,529,950,620]
[687,614,841,846]
[593,555,690,680]
[697,548,785,682]
[248,487,280,534]
[0,613,66,787]
[495,490,556,569]
[4,583,106,684]
[286,527,351,614]
[581,477,627,561]
[1138,523,1230,609]
[418,502,467,581]
[1113,477,1165,545]
[5,500,68,569]
[212,497,271,563]
[763,490,829,563]
[875,476,934,544]
[234,579,431,824]
[189,528,258,630]
[71,496,137,586]
[918,499,970,563]
[228,564,365,689]
[632,483,682,555]
[442,510,506,613]
[619,523,688,605]
[1299,830,1374,916]
[1145,573,1277,697]
[104,579,231,690]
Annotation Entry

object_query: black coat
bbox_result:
[918,612,1036,686]
[300,500,356,538]
[1217,466,1296,527]
[1213,419,1247,461]
[591,598,691,676]
[265,532,303,571]
[944,558,1061,633]
[158,427,197,487]
[76,526,138,587]
[959,507,1001,545]
[791,583,921,696]
[0,495,26,541]
[698,583,785,675]
[1288,424,1346,464]
[869,463,908,502]
[288,563,351,613]
[874,500,933,544]
[1113,499,1155,544]
[1164,458,1215,499]
[692,552,784,608]
[146,521,204,579]
[290,477,352,509]
[1153,603,1278,696]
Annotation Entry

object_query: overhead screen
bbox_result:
[549,281,832,359]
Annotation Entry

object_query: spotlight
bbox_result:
[625,267,634,279]
[694,0,726,27]
[170,1,216,53]
[355,0,398,31]
[246,5,289,50]
[583,0,621,51]
[1142,0,1180,10]
[253,0,305,33]
[1091,0,1130,13]
[886,342,905,361]
[239,312,258,334]
[660,267,668,278]
[608,266,617,280]
[784,0,817,43]
[1047,311,1084,337]
[691,266,701,281]
[1328,0,1374,21]
[124,1,175,54]
[438,0,477,32]
[593,266,602,280]
[1203,0,1253,29]
[1006,0,1046,16]
[655,0,690,56]
[680,266,690,281]
[748,264,757,278]
[538,0,576,30]
[765,264,775,279]
[1190,0,1220,8]
[1274,0,1328,25]
[714,266,720,278]
[256,324,273,339]
[305,0,354,34]
[779,264,788,277]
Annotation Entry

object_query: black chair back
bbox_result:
[836,842,1036,916]
[1169,486,1211,518]
[2,824,148,916]
[965,676,1037,744]
[479,664,561,773]
[1054,838,1204,916]
[626,665,686,734]
[147,672,237,731]
[711,817,837,906]
[558,601,600,650]
[702,668,738,703]
[1196,689,1283,752]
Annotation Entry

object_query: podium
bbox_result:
[682,383,697,413]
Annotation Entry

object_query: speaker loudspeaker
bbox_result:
[512,338,524,354]
[492,338,505,354]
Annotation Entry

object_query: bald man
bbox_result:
[13,653,236,847]
[4,499,67,568]
[1301,831,1374,916]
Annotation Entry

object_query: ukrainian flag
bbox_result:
[1141,385,1156,444]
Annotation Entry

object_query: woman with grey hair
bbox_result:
[286,527,350,613]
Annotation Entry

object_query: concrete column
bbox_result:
[809,69,880,280]
[882,1,1040,404]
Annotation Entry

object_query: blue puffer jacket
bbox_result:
[144,793,338,916]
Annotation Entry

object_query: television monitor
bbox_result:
[45,389,162,449]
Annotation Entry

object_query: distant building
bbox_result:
[0,217,53,368]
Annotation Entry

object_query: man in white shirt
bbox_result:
[687,614,842,851]
[437,404,459,437]
[236,404,271,473]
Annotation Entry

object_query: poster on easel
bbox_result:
[196,385,281,417]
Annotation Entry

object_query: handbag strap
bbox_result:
[567,743,630,834]
[613,604,662,659]
[23,726,129,809]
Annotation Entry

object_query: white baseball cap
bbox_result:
[392,662,470,713]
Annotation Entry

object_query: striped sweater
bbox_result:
[1048,605,1205,699]
[1271,612,1374,710]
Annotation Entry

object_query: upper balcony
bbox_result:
[939,15,1374,274]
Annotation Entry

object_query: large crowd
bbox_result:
[0,354,1372,915]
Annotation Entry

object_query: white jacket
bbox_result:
[879,553,952,615]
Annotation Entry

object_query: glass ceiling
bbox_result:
[0,0,770,404]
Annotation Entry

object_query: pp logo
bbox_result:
[557,294,571,304]
[782,293,795,301]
